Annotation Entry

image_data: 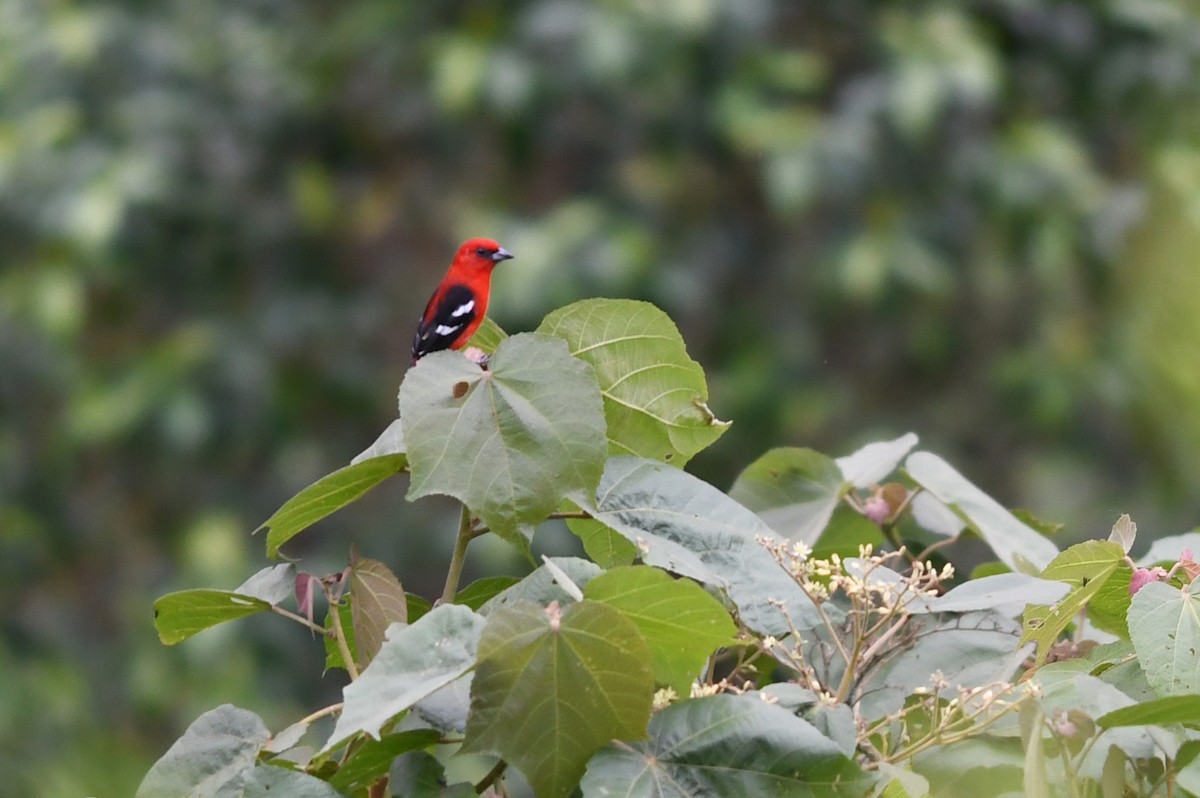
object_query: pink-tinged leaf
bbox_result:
[296,572,316,623]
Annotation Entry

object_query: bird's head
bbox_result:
[456,237,514,272]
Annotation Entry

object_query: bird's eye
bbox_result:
[475,246,490,257]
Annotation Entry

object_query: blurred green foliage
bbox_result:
[2,0,1200,794]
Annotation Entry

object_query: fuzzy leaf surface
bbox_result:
[325,604,486,751]
[464,599,653,798]
[580,694,869,797]
[583,456,820,636]
[400,333,607,545]
[136,704,269,798]
[1129,579,1200,697]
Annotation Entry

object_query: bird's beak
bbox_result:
[492,247,514,262]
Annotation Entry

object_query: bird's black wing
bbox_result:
[411,283,478,362]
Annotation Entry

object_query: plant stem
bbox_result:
[443,504,475,604]
[295,702,344,727]
[327,591,359,681]
[475,759,508,794]
[271,605,334,636]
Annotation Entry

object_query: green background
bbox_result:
[3,1,1200,794]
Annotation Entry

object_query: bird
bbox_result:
[411,237,513,365]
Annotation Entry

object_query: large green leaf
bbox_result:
[905,451,1058,572]
[399,333,607,546]
[583,456,821,636]
[729,447,848,544]
[464,599,654,798]
[349,552,408,669]
[153,565,292,645]
[260,454,407,558]
[538,298,728,466]
[1129,579,1200,697]
[1019,540,1125,667]
[1098,695,1200,729]
[136,704,269,798]
[324,604,486,751]
[584,566,737,692]
[579,694,869,797]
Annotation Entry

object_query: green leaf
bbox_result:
[583,456,821,636]
[153,590,272,645]
[835,433,919,488]
[1085,562,1133,639]
[569,515,640,567]
[729,447,848,544]
[584,566,738,692]
[260,454,407,558]
[400,333,607,546]
[324,604,486,751]
[390,751,476,798]
[454,576,521,610]
[1019,540,1125,666]
[137,704,269,797]
[1097,695,1200,729]
[328,729,440,792]
[579,694,869,797]
[349,552,408,668]
[465,315,508,355]
[352,418,406,464]
[1129,580,1200,696]
[538,298,729,466]
[464,599,654,798]
[905,451,1058,572]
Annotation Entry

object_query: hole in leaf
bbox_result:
[452,381,470,399]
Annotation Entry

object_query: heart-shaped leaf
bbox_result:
[400,333,607,546]
[464,599,654,798]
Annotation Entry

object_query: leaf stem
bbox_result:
[271,605,333,636]
[443,504,475,604]
[295,701,344,727]
[475,759,508,794]
[326,588,359,681]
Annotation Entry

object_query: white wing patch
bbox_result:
[450,299,475,318]
[435,323,462,336]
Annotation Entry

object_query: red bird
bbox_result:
[411,237,513,364]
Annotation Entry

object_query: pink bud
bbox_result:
[863,495,890,525]
[1183,549,1194,562]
